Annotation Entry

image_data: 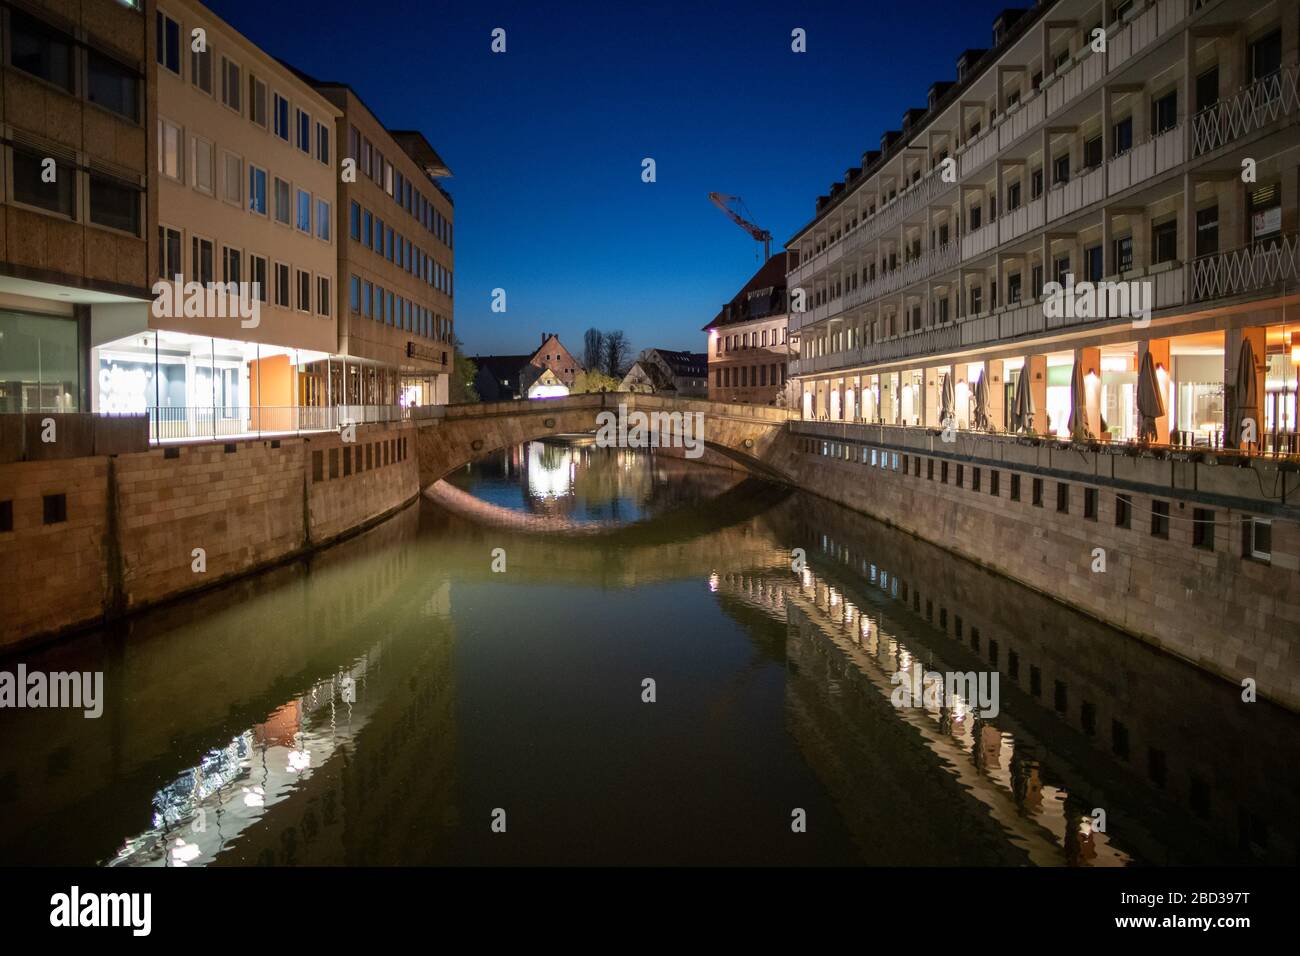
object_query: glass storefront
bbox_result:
[0,310,81,412]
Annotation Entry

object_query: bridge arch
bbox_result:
[414,394,797,489]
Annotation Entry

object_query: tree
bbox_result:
[582,328,605,372]
[602,329,631,378]
[449,337,479,403]
[571,369,622,394]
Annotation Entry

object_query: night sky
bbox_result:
[206,0,1012,356]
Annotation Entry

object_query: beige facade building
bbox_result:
[311,82,455,408]
[1,0,152,414]
[88,0,344,438]
[704,255,796,406]
[788,0,1299,457]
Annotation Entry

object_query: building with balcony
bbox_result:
[704,254,797,405]
[307,80,456,409]
[87,0,345,440]
[787,0,1299,453]
[1,0,152,415]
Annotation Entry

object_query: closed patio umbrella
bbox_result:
[1067,354,1091,441]
[1011,366,1035,434]
[940,372,955,427]
[1228,337,1261,448]
[1136,349,1165,444]
[973,370,991,431]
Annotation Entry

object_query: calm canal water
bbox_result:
[1,440,1296,866]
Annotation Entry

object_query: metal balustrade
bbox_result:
[146,404,410,442]
[1190,235,1300,303]
[1192,64,1300,157]
[1107,125,1184,194]
[1107,0,1185,69]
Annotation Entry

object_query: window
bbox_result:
[1084,487,1098,520]
[317,276,331,317]
[1007,181,1021,210]
[222,152,242,205]
[362,280,372,317]
[1151,500,1170,538]
[1085,244,1103,282]
[295,271,311,311]
[296,109,311,154]
[316,199,331,240]
[1244,517,1272,561]
[350,275,361,313]
[158,225,182,279]
[1193,508,1214,549]
[1196,66,1219,112]
[972,468,981,492]
[249,75,267,127]
[274,262,290,307]
[1031,168,1043,198]
[296,189,311,232]
[89,173,140,234]
[1056,482,1070,513]
[14,147,75,216]
[191,236,214,285]
[192,136,213,193]
[43,493,67,525]
[350,201,361,240]
[316,122,330,165]
[1249,29,1281,83]
[362,210,373,248]
[249,254,268,302]
[220,57,241,113]
[191,42,213,96]
[12,11,75,91]
[248,165,267,215]
[222,245,241,284]
[1151,90,1177,134]
[1112,116,1132,155]
[155,11,181,76]
[0,500,10,533]
[274,177,291,225]
[990,470,1000,496]
[1053,254,1071,283]
[1115,494,1132,528]
[1196,205,1219,256]
[1052,153,1070,185]
[88,51,140,122]
[273,93,290,141]
[1083,135,1102,169]
[1152,219,1177,264]
[159,118,183,180]
[1114,235,1133,273]
[1032,477,1043,507]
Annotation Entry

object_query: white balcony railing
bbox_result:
[148,404,408,443]
[1192,64,1300,157]
[1047,165,1105,221]
[997,92,1045,152]
[1045,45,1105,117]
[961,220,999,260]
[1107,125,1184,194]
[958,127,999,180]
[1191,235,1300,303]
[1107,0,1185,69]
[997,196,1045,244]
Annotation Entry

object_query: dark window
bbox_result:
[1116,494,1132,528]
[1151,90,1177,134]
[11,11,74,91]
[13,148,75,217]
[89,174,140,235]
[1249,29,1281,83]
[1056,482,1070,513]
[1083,135,1102,169]
[1053,153,1070,185]
[343,446,353,477]
[155,11,181,75]
[988,639,998,667]
[329,448,339,479]
[1081,700,1096,736]
[42,493,67,525]
[1152,219,1178,264]
[1008,650,1019,680]
[1084,487,1098,520]
[927,458,935,480]
[1112,116,1133,154]
[1032,477,1043,507]
[941,461,949,483]
[1031,168,1043,198]
[312,451,323,482]
[972,467,981,492]
[1085,244,1103,282]
[0,500,12,533]
[87,51,140,122]
[1193,508,1214,549]
[1196,205,1219,256]
[1112,720,1130,760]
[1010,473,1021,501]
[990,470,1000,496]
[1030,665,1042,698]
[1151,500,1170,538]
[1196,66,1219,112]
[1113,236,1133,273]
[956,464,964,487]
[1054,679,1067,714]
[970,626,980,651]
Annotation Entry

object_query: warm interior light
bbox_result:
[1290,334,1300,364]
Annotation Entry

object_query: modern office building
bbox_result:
[786,0,1298,451]
[306,81,455,409]
[704,254,796,405]
[1,0,152,414]
[86,0,343,438]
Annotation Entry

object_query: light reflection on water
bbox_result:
[0,440,1295,866]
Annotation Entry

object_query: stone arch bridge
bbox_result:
[414,393,798,488]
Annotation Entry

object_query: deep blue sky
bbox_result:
[209,0,1010,357]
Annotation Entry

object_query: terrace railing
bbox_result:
[1191,64,1300,157]
[1190,234,1300,303]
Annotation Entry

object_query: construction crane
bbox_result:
[708,192,772,262]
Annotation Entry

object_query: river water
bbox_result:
[0,440,1295,866]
